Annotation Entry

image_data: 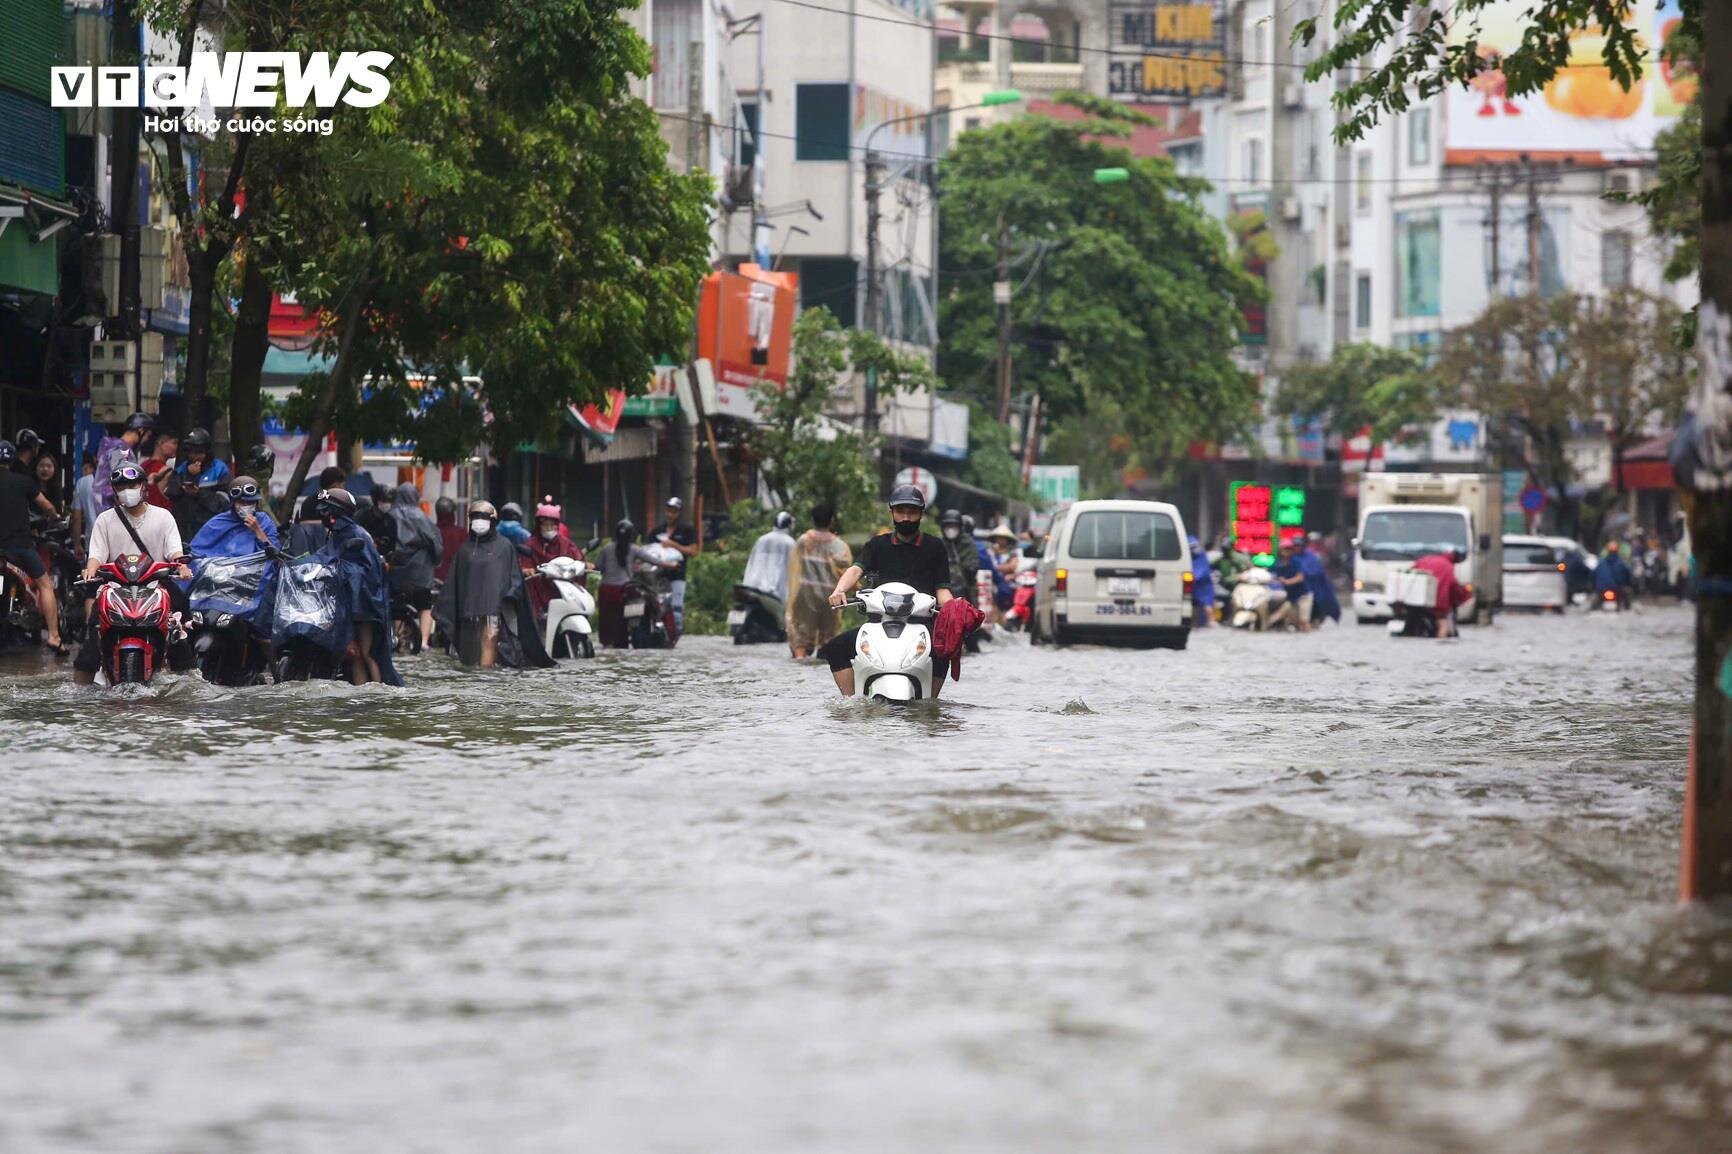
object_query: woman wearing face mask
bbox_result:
[434,500,555,669]
[521,501,586,625]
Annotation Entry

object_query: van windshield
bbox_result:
[1360,511,1469,561]
[1068,510,1182,561]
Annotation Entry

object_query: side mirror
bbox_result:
[1349,537,1360,551]
[1479,533,1491,552]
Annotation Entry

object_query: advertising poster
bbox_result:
[1444,0,1687,161]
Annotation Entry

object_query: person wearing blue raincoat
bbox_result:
[185,475,281,633]
[1299,535,1341,624]
[1188,535,1217,626]
[281,488,402,686]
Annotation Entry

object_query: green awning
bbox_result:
[622,394,678,418]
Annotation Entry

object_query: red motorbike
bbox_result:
[84,555,180,685]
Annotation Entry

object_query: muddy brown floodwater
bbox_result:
[1,605,1728,1152]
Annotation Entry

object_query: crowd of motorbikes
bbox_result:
[0,497,701,688]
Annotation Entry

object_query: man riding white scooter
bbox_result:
[822,486,954,698]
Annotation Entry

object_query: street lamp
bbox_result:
[862,89,1021,438]
[1093,167,1130,184]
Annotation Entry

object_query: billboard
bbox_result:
[697,266,796,393]
[1444,0,1690,161]
[1107,2,1226,102]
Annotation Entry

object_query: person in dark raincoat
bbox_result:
[435,500,555,669]
[1300,533,1342,625]
[314,487,403,685]
[389,482,442,650]
[1188,535,1217,627]
[185,475,281,635]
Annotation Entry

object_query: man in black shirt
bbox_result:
[0,440,65,651]
[820,485,953,697]
[655,496,700,632]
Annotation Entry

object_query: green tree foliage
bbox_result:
[181,0,717,507]
[959,405,1034,504]
[1274,344,1441,446]
[745,308,930,536]
[936,95,1261,457]
[1438,291,1688,536]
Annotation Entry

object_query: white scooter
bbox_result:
[1228,567,1288,630]
[850,582,938,702]
[534,555,597,659]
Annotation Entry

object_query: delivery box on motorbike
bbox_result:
[1388,568,1438,613]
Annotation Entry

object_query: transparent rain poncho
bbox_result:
[189,551,272,621]
[272,554,350,655]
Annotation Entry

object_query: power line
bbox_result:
[655,109,1653,187]
[766,0,1678,73]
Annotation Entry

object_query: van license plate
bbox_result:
[1107,577,1140,596]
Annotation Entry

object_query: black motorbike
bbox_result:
[190,609,273,685]
[728,584,786,645]
[389,589,424,655]
[623,565,677,649]
[1,517,81,649]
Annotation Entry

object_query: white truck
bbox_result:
[1351,472,1504,624]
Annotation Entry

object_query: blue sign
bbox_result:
[1519,486,1545,514]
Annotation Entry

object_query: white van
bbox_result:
[1034,500,1193,649]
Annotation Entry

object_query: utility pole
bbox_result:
[1518,153,1561,295]
[1680,2,1732,902]
[862,149,883,437]
[1474,162,1521,297]
[110,0,142,407]
[995,212,1012,425]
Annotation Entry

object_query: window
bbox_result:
[1396,211,1442,318]
[1407,108,1431,166]
[798,257,858,326]
[795,83,850,161]
[651,0,697,109]
[1359,510,1469,561]
[1602,230,1633,288]
[736,102,759,169]
[1067,510,1183,562]
[1355,272,1371,329]
[1243,138,1263,184]
[1354,152,1372,214]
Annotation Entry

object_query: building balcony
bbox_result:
[937,59,1085,93]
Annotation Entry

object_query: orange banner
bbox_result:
[698,266,797,389]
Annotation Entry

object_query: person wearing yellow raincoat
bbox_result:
[785,502,852,658]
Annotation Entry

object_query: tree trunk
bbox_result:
[181,252,217,429]
[1680,1,1732,902]
[276,283,371,521]
[227,253,273,462]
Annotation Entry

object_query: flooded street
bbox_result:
[2,606,1728,1152]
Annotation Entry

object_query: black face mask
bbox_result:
[893,520,920,541]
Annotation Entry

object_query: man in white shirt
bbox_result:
[74,463,193,683]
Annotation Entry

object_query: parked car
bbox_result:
[1501,534,1569,612]
[1033,500,1192,649]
